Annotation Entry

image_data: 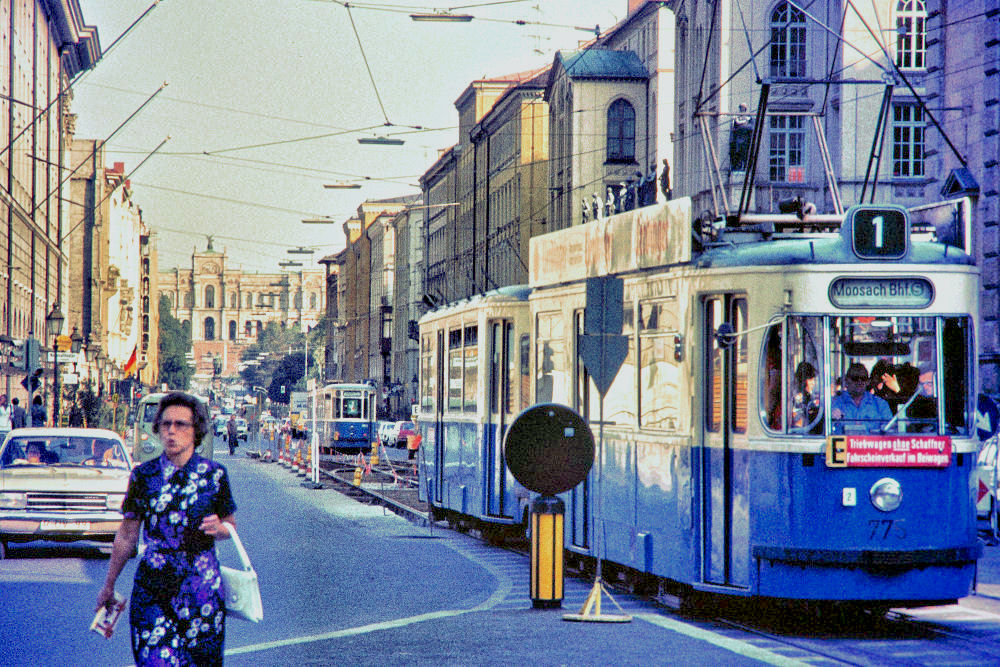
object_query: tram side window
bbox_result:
[759,322,783,432]
[536,312,568,405]
[707,299,724,433]
[464,325,478,412]
[604,303,636,425]
[639,299,680,431]
[942,317,970,434]
[519,334,531,411]
[448,328,463,410]
[420,334,435,412]
[786,316,823,435]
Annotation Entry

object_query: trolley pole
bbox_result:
[302,378,322,489]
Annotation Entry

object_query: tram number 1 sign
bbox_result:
[826,435,952,468]
[845,205,909,260]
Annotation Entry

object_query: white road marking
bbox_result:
[634,614,813,667]
[224,609,474,657]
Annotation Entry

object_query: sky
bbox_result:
[72,0,626,273]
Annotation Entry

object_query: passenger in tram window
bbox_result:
[867,359,900,402]
[831,363,892,434]
[791,362,820,431]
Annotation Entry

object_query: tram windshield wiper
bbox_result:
[881,385,925,433]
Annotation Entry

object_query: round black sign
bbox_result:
[502,403,595,495]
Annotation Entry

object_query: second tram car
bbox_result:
[313,382,377,453]
[418,196,982,607]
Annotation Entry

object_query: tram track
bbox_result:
[258,450,1000,665]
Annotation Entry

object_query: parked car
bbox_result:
[0,428,132,559]
[236,418,249,441]
[392,421,417,448]
[977,439,999,531]
[213,416,227,437]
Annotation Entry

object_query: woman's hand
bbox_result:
[199,514,232,539]
[881,372,901,394]
[95,583,117,612]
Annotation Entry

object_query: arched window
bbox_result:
[205,285,215,309]
[204,317,216,341]
[245,321,253,336]
[256,320,263,337]
[229,320,237,340]
[606,98,636,162]
[230,292,237,308]
[246,293,253,308]
[310,292,318,309]
[769,2,807,79]
[896,0,926,70]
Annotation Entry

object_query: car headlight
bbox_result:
[106,494,126,511]
[870,478,903,512]
[0,492,27,509]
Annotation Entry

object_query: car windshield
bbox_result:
[0,435,129,469]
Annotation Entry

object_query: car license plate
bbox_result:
[40,520,91,531]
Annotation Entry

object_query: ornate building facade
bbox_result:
[158,241,324,382]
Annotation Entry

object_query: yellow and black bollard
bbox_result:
[530,495,565,609]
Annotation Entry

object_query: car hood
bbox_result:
[0,466,130,493]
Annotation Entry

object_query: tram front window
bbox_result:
[759,315,972,436]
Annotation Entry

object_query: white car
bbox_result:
[977,440,999,531]
[376,421,395,446]
[0,428,132,559]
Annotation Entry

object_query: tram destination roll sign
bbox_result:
[828,276,933,309]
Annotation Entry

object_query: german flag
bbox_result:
[122,345,138,378]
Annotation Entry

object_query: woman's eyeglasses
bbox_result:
[159,420,194,431]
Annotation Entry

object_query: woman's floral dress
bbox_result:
[123,453,237,666]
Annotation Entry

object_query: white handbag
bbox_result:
[219,525,263,623]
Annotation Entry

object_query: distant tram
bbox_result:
[313,382,377,454]
[418,195,981,609]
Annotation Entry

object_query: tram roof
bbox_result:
[695,237,975,269]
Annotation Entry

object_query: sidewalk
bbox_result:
[977,533,1000,600]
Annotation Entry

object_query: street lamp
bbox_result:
[70,327,83,353]
[96,350,107,398]
[45,304,64,425]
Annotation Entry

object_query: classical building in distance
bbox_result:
[158,240,324,382]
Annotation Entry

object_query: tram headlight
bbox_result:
[869,477,903,512]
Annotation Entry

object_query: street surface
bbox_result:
[4,435,1000,665]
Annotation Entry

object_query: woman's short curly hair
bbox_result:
[152,391,210,445]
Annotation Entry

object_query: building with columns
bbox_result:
[158,241,324,383]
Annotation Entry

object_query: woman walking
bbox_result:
[96,391,237,665]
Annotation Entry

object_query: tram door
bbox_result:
[570,311,590,549]
[485,320,514,517]
[701,295,750,587]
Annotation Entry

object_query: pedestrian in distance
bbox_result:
[95,391,237,666]
[30,395,46,427]
[10,397,26,429]
[0,395,11,441]
[227,413,239,455]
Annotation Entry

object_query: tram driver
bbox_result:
[831,363,893,434]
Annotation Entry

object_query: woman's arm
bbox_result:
[95,518,141,610]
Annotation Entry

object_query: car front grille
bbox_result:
[26,492,107,513]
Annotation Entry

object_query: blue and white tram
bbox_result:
[313,382,377,453]
[418,196,982,607]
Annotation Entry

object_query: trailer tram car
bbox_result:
[314,382,377,454]
[418,195,982,608]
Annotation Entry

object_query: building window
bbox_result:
[245,321,252,336]
[769,2,807,79]
[204,317,215,341]
[246,293,253,308]
[896,0,926,70]
[230,292,237,308]
[184,291,193,308]
[229,320,237,340]
[768,115,806,182]
[205,285,214,309]
[310,292,317,309]
[893,104,924,178]
[606,98,636,162]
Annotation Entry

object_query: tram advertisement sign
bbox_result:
[826,435,951,468]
